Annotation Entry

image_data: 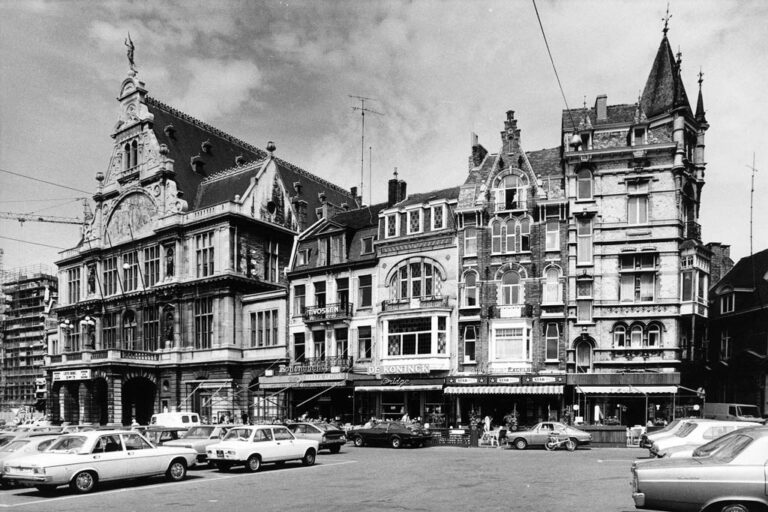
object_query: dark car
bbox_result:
[349,421,430,449]
[287,423,347,453]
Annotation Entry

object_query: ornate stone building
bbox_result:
[49,69,356,425]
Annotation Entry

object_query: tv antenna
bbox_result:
[350,95,383,205]
[746,153,758,256]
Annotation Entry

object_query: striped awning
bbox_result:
[576,385,678,394]
[355,385,443,392]
[444,385,563,395]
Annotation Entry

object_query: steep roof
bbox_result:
[561,104,637,132]
[717,248,768,291]
[330,202,388,230]
[392,186,460,208]
[640,35,692,118]
[526,147,562,178]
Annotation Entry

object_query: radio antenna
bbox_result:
[746,153,758,256]
[349,95,383,205]
[369,146,373,205]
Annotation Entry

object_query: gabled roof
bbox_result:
[716,248,768,292]
[640,35,692,118]
[329,202,388,230]
[526,147,561,178]
[390,186,460,209]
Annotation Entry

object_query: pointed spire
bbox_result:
[695,68,708,127]
[640,32,691,118]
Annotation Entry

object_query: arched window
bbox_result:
[520,217,531,251]
[123,142,131,171]
[463,325,477,363]
[575,340,592,373]
[389,260,443,301]
[494,173,529,211]
[630,325,643,348]
[130,140,138,169]
[577,168,593,200]
[500,271,521,305]
[491,219,502,254]
[647,324,661,347]
[543,267,561,304]
[463,271,478,307]
[505,218,516,252]
[613,325,626,347]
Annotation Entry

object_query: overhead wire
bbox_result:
[0,235,66,249]
[25,197,84,216]
[0,167,91,194]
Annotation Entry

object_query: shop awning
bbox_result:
[444,385,563,395]
[576,385,678,394]
[355,385,443,392]
[259,380,348,390]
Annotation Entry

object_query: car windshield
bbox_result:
[709,434,753,463]
[49,435,87,452]
[654,419,681,435]
[736,406,761,418]
[0,440,29,452]
[184,426,214,439]
[222,428,251,441]
[675,422,699,438]
[0,436,14,448]
[693,431,747,457]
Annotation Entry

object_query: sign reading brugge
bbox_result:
[366,364,430,375]
[52,369,91,382]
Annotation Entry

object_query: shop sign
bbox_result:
[52,369,91,382]
[489,376,522,384]
[382,376,410,387]
[366,364,430,375]
[445,376,488,385]
[523,375,565,384]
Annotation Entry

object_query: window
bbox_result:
[317,238,328,266]
[358,326,372,360]
[463,325,477,363]
[330,236,343,265]
[576,279,592,322]
[491,220,503,254]
[682,270,694,301]
[633,127,646,146]
[389,260,442,300]
[580,132,591,150]
[67,267,80,304]
[647,324,661,347]
[361,237,374,255]
[102,311,118,349]
[494,173,528,211]
[407,209,422,234]
[144,245,160,287]
[505,219,516,252]
[577,168,593,200]
[195,232,215,278]
[614,325,627,347]
[312,330,325,359]
[66,322,81,352]
[358,275,372,308]
[721,330,731,359]
[293,285,305,316]
[494,327,526,361]
[542,267,560,304]
[265,240,279,281]
[123,251,139,292]
[545,219,559,252]
[629,325,643,347]
[431,205,445,229]
[627,180,649,224]
[721,293,735,314]
[297,249,309,266]
[463,271,478,307]
[142,306,159,352]
[122,310,137,349]
[545,323,559,361]
[294,333,305,362]
[194,297,213,349]
[385,214,398,238]
[620,253,657,303]
[519,217,531,251]
[103,256,118,296]
[464,228,477,256]
[577,218,593,264]
[251,310,279,347]
[314,281,326,308]
[336,278,349,306]
[335,328,348,358]
[388,318,432,356]
[500,271,521,305]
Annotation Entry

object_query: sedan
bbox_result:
[163,425,230,463]
[2,430,197,494]
[348,421,431,449]
[287,423,346,453]
[206,425,318,472]
[650,420,761,457]
[632,426,768,512]
[508,422,591,450]
[0,435,59,487]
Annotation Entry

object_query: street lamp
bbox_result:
[80,315,96,350]
[59,319,74,352]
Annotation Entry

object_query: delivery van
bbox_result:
[149,412,201,429]
[701,403,764,422]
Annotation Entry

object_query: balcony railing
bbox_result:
[46,349,161,366]
[381,295,449,311]
[302,302,353,323]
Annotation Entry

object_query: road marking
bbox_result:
[0,460,358,508]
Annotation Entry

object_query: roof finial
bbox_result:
[676,47,682,69]
[393,167,398,179]
[124,32,137,75]
[583,96,587,110]
[662,2,672,36]
[698,67,704,88]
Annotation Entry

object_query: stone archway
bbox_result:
[122,376,157,425]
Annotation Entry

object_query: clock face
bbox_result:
[105,193,157,244]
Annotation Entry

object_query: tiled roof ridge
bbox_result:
[200,159,264,185]
[562,103,637,115]
[146,96,353,199]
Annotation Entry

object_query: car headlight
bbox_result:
[33,467,45,475]
[340,436,346,442]
[226,450,236,456]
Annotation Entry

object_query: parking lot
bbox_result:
[0,444,646,512]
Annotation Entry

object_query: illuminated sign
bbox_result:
[366,364,430,375]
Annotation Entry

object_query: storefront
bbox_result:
[353,377,446,426]
[443,374,565,429]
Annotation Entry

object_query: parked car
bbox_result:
[632,426,768,511]
[287,422,346,454]
[508,422,591,450]
[163,425,231,463]
[1,430,197,494]
[0,435,60,488]
[348,421,430,449]
[206,425,318,472]
[143,426,188,446]
[149,412,201,429]
[702,403,764,422]
[639,419,688,449]
[659,425,767,459]
[649,419,761,457]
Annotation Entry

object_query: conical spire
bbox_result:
[695,69,708,127]
[640,32,692,118]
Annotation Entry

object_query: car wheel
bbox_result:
[70,470,97,494]
[329,445,341,454]
[246,455,261,473]
[215,462,232,472]
[719,504,750,512]
[302,449,316,466]
[544,439,557,451]
[566,439,577,452]
[353,436,365,447]
[513,438,528,450]
[166,459,187,481]
[35,484,57,495]
[390,436,402,449]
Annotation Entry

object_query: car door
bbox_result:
[533,423,554,445]
[89,434,127,482]
[251,428,279,462]
[369,424,388,444]
[122,432,163,475]
[273,427,302,459]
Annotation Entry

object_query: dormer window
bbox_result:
[431,205,445,230]
[493,172,529,212]
[123,139,139,172]
[632,127,647,146]
[361,236,374,255]
[721,292,735,314]
[385,213,398,239]
[407,209,423,234]
[579,132,591,151]
[297,249,310,266]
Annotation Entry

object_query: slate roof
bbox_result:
[391,186,460,208]
[640,35,692,119]
[526,147,562,178]
[561,104,637,132]
[717,248,768,292]
[329,202,388,229]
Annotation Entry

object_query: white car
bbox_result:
[2,430,197,494]
[650,419,761,457]
[0,435,60,487]
[206,425,318,472]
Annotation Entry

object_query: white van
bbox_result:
[149,412,201,429]
[702,403,764,422]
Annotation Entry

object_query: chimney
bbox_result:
[502,110,521,154]
[595,94,607,121]
[292,198,308,230]
[469,132,488,170]
[387,168,407,207]
[293,181,303,195]
[398,181,407,203]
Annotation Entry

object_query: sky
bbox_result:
[1,0,766,274]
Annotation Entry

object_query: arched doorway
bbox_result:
[575,338,593,373]
[58,383,79,424]
[122,377,156,425]
[91,378,109,425]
